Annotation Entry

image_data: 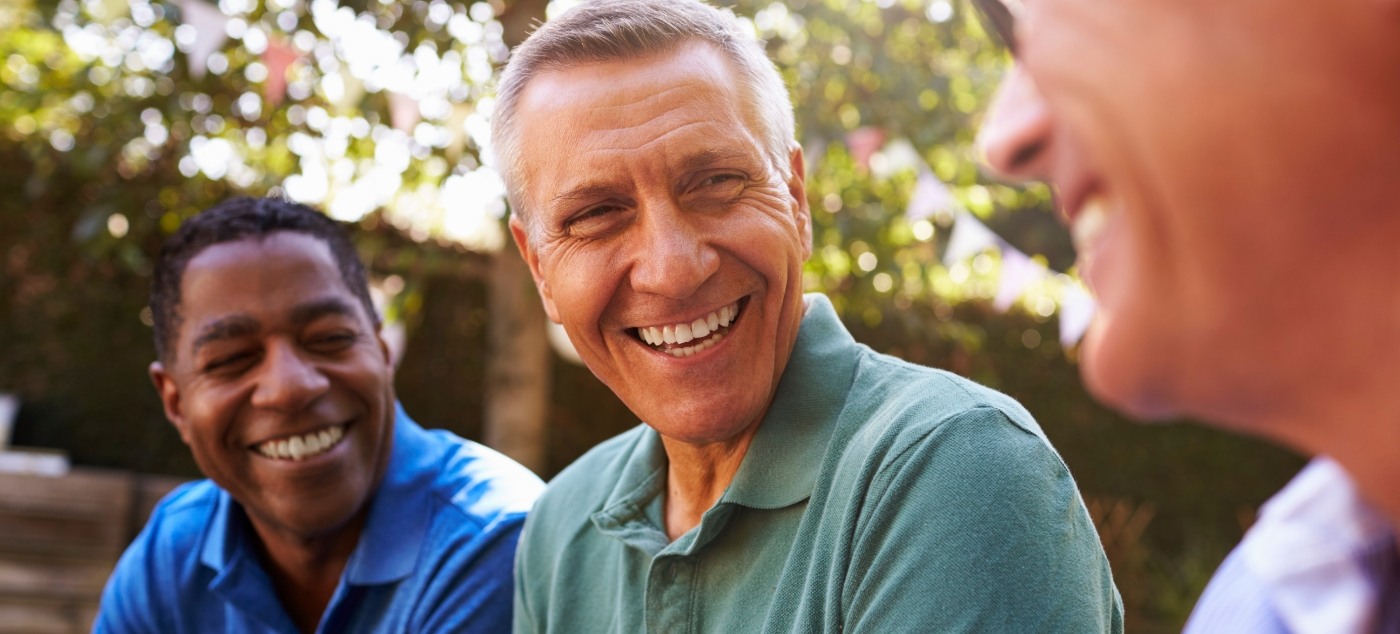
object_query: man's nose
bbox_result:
[251,341,329,412]
[977,63,1053,181]
[627,201,720,300]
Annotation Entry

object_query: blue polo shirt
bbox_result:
[96,407,544,633]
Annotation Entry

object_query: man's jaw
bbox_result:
[631,297,746,359]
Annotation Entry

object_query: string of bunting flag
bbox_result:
[848,130,1098,349]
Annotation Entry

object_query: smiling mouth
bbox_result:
[631,298,745,358]
[251,424,348,461]
[1070,195,1109,258]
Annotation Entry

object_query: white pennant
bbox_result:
[993,248,1047,312]
[906,165,956,221]
[177,0,228,79]
[942,210,1001,266]
[1058,279,1097,347]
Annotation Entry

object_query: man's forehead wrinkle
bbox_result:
[590,120,721,154]
[574,81,708,117]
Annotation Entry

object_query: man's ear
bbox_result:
[509,214,562,324]
[149,361,191,445]
[787,144,813,261]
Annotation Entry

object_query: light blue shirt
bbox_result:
[96,407,544,633]
[1185,458,1400,633]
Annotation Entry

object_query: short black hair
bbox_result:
[150,196,379,362]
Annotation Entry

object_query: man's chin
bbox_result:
[1079,321,1182,423]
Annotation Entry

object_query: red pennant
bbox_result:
[263,40,300,107]
[845,126,886,171]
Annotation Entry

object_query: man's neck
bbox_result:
[1304,411,1400,533]
[660,423,762,542]
[249,512,367,634]
[1258,334,1400,533]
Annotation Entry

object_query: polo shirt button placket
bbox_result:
[646,557,694,634]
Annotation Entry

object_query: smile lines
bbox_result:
[253,424,346,461]
[635,300,741,358]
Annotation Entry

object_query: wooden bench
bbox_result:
[0,469,185,634]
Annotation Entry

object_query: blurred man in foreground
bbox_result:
[974,0,1400,629]
[96,197,543,633]
[494,1,1121,631]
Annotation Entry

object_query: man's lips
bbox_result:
[249,423,349,461]
[631,297,745,358]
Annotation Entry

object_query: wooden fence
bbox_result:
[0,468,184,634]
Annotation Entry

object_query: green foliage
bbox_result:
[0,1,1305,631]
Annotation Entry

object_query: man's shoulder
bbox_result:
[845,344,1044,441]
[410,426,546,527]
[527,425,649,527]
[137,479,223,548]
[104,480,219,594]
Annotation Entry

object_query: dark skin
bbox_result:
[256,513,365,633]
[150,233,396,632]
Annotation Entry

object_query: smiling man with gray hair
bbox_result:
[495,1,1122,631]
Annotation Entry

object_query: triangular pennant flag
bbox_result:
[177,0,228,79]
[389,92,421,133]
[942,210,1001,266]
[846,126,885,172]
[907,165,956,220]
[1058,280,1097,347]
[263,39,300,107]
[993,248,1047,312]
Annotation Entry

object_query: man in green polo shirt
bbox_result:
[492,1,1122,631]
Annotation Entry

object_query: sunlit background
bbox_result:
[0,1,1304,631]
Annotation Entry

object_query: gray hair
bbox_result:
[490,0,796,236]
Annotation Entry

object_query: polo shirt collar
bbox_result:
[719,293,857,509]
[343,405,435,584]
[200,404,435,588]
[591,293,858,545]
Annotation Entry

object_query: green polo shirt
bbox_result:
[515,294,1123,633]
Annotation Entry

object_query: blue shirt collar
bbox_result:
[200,405,437,587]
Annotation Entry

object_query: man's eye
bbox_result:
[204,352,254,373]
[685,172,745,207]
[565,205,625,237]
[309,332,358,352]
[699,173,743,189]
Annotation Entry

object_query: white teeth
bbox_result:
[665,332,723,358]
[254,425,346,461]
[1071,197,1109,258]
[636,300,741,355]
